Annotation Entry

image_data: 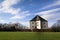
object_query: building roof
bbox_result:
[30,15,47,22]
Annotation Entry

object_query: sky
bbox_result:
[0,0,60,27]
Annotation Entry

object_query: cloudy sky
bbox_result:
[0,0,60,27]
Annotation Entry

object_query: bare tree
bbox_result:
[51,20,60,32]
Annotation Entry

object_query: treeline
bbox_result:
[33,27,60,32]
[50,20,60,32]
[0,23,29,31]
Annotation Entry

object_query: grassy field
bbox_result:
[0,32,60,40]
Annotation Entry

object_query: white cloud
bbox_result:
[0,19,6,23]
[36,8,60,20]
[37,8,60,15]
[19,21,29,27]
[0,7,21,15]
[0,0,31,20]
[40,0,60,10]
[0,20,5,23]
[0,0,21,15]
[41,12,60,20]
[36,0,60,21]
[1,0,20,8]
[10,11,30,19]
[10,15,21,19]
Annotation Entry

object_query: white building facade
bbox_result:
[30,15,48,30]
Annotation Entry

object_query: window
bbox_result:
[35,22,38,26]
[44,26,46,28]
[32,26,34,27]
[32,26,34,28]
[35,26,37,29]
[43,26,46,28]
[43,22,45,24]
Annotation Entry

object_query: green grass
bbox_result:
[0,32,60,40]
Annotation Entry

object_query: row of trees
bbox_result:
[0,23,29,31]
[51,20,60,32]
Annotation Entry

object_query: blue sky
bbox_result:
[0,0,60,27]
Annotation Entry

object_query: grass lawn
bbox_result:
[0,32,60,40]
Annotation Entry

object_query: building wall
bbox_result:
[41,21,48,29]
[30,21,36,30]
[30,21,48,30]
[36,20,41,29]
[30,20,41,30]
